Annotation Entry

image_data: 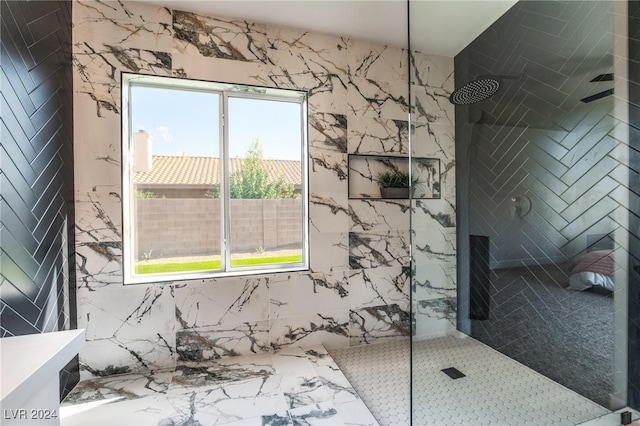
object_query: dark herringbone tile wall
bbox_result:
[626,0,640,410]
[0,0,77,398]
[456,0,640,409]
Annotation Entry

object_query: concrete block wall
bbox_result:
[135,198,302,258]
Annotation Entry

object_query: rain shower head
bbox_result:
[449,77,501,105]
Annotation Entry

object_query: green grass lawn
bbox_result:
[136,254,303,274]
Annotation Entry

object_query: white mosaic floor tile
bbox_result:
[329,336,611,426]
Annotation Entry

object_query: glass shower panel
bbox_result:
[410,0,633,424]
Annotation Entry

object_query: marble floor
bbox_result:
[329,335,619,426]
[60,345,378,426]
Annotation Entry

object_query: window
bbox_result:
[122,74,308,284]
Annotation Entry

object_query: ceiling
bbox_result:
[136,0,517,57]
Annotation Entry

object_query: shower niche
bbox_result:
[348,154,441,199]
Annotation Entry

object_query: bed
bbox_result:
[567,249,615,291]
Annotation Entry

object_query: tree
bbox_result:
[229,138,296,199]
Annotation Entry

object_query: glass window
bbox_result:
[122,74,308,284]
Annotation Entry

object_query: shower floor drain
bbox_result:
[441,367,466,379]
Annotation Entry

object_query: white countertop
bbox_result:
[1,329,85,406]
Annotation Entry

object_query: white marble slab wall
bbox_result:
[410,51,457,339]
[72,0,455,378]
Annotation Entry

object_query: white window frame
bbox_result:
[122,73,309,284]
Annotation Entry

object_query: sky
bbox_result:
[130,86,302,160]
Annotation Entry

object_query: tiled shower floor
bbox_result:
[60,345,378,425]
[61,336,620,426]
[329,335,611,426]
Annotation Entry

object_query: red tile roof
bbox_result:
[134,155,301,186]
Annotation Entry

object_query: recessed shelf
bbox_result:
[347,154,441,200]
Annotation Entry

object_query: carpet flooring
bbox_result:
[471,264,615,408]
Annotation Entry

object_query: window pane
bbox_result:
[227,97,304,268]
[130,86,222,276]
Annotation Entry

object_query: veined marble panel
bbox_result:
[62,393,168,425]
[267,26,348,75]
[77,284,175,341]
[310,193,349,234]
[347,39,408,83]
[269,311,350,351]
[412,157,441,199]
[272,345,315,375]
[171,52,268,86]
[74,142,122,193]
[73,41,171,113]
[288,401,345,425]
[216,413,292,426]
[412,198,456,229]
[347,76,408,120]
[74,93,121,146]
[412,122,454,160]
[347,266,409,311]
[413,262,456,302]
[310,362,358,405]
[411,85,454,125]
[75,192,122,244]
[442,158,456,198]
[412,297,456,339]
[75,191,123,291]
[174,277,270,330]
[309,231,349,273]
[160,375,287,425]
[309,113,347,154]
[349,230,410,269]
[172,10,267,63]
[262,67,348,114]
[75,243,122,290]
[172,353,273,388]
[270,272,350,319]
[348,115,408,155]
[309,150,348,194]
[412,226,456,264]
[176,321,270,362]
[73,0,173,52]
[280,368,330,409]
[301,345,333,369]
[410,51,454,92]
[348,199,410,233]
[62,370,173,405]
[349,304,410,345]
[80,336,176,380]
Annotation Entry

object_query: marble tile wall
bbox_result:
[72,0,455,378]
[410,50,457,339]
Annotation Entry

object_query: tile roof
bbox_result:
[134,155,301,186]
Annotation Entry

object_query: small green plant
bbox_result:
[377,171,411,188]
[205,189,220,199]
[140,249,154,261]
[135,189,159,199]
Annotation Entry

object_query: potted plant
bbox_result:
[377,170,411,198]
